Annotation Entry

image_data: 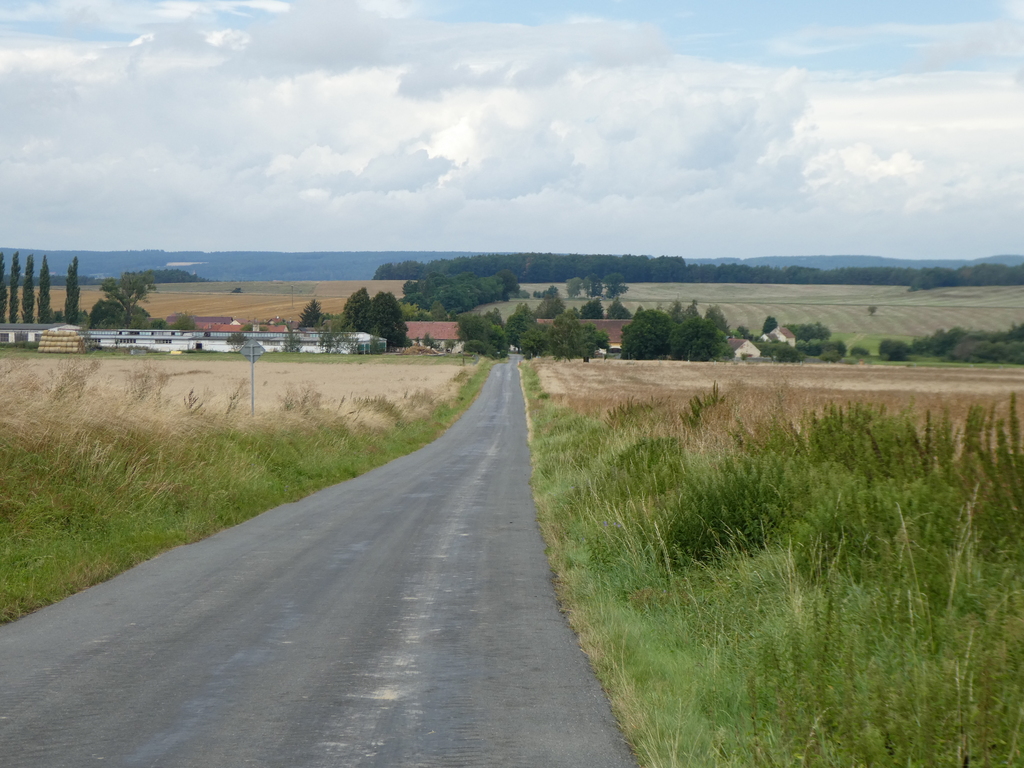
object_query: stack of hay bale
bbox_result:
[38,329,86,354]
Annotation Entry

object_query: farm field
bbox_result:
[487,283,1024,337]
[49,280,406,323]
[523,359,1024,766]
[532,357,1024,418]
[1,352,463,423]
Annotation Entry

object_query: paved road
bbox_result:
[0,360,636,767]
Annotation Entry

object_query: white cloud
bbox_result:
[0,2,1022,257]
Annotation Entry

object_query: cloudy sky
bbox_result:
[1,1,1022,258]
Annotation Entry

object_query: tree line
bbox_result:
[374,252,1024,290]
[1,251,81,325]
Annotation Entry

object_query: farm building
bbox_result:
[727,338,761,359]
[405,321,461,351]
[87,328,383,354]
[761,326,797,346]
[0,323,80,344]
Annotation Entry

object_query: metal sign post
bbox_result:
[239,339,266,415]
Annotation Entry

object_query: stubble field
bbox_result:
[49,280,406,323]
[494,282,1024,337]
[2,352,463,426]
[532,357,1024,423]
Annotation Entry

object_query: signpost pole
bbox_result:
[239,339,266,416]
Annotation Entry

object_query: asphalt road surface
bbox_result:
[0,360,636,767]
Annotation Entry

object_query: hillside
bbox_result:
[484,283,1024,338]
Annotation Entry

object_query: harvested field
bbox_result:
[532,358,1024,425]
[488,283,1024,337]
[49,280,405,323]
[3,354,464,427]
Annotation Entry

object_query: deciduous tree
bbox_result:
[580,298,604,320]
[342,288,372,331]
[368,291,409,348]
[534,294,565,319]
[101,271,156,328]
[621,309,672,360]
[603,273,628,298]
[670,316,729,361]
[547,310,585,360]
[606,298,632,320]
[504,303,537,349]
[703,304,729,334]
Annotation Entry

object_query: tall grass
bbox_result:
[522,362,1024,767]
[0,357,491,623]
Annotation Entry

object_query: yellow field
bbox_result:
[2,353,463,425]
[50,281,406,323]
[532,358,1024,424]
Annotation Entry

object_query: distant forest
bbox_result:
[44,268,208,286]
[374,253,1024,290]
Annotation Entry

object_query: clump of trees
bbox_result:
[401,270,519,316]
[906,325,1024,364]
[620,305,730,361]
[321,289,409,349]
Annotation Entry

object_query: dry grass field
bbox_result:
[532,358,1024,427]
[49,280,405,323]
[2,353,463,427]
[496,283,1024,337]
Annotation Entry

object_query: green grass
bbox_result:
[0,358,493,623]
[522,363,1024,767]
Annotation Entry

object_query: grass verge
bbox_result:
[0,357,492,623]
[522,361,1024,767]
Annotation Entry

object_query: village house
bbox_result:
[405,321,462,352]
[727,338,761,359]
[761,326,797,347]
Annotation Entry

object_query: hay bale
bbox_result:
[39,329,86,354]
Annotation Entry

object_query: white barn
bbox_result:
[86,328,383,354]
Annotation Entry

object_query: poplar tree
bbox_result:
[22,254,35,323]
[64,257,80,325]
[9,252,20,324]
[38,255,53,323]
[0,253,6,323]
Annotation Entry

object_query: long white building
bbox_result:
[86,328,383,354]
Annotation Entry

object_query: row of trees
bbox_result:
[1,252,81,325]
[375,252,1024,290]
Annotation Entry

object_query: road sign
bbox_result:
[239,340,266,414]
[240,339,266,362]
